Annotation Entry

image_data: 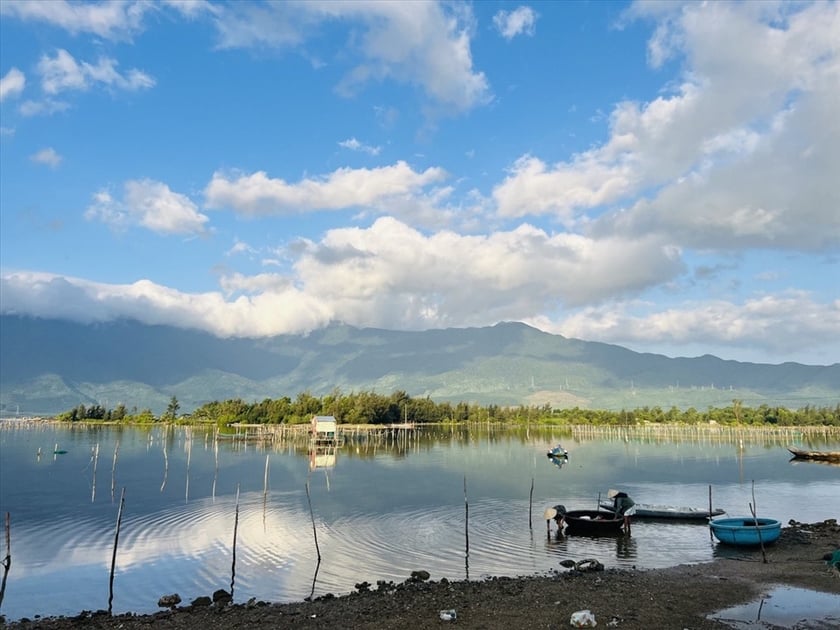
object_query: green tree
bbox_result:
[163,396,180,420]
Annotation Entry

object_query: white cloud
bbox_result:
[493,6,537,40]
[493,1,840,253]
[212,1,491,112]
[38,49,155,95]
[0,127,15,137]
[0,67,25,101]
[18,99,71,117]
[85,179,209,236]
[204,161,448,217]
[338,137,382,156]
[30,147,63,168]
[539,292,840,365]
[0,0,150,41]
[0,270,333,338]
[162,0,216,19]
[0,218,681,335]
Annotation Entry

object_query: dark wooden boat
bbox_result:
[787,447,840,462]
[561,510,625,535]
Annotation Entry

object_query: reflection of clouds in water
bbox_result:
[11,493,314,579]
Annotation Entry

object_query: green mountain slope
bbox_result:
[1,315,837,415]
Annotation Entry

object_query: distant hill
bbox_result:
[1,315,837,416]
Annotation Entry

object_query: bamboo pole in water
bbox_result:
[0,512,11,609]
[306,480,322,601]
[709,485,713,540]
[529,477,534,530]
[108,488,126,615]
[463,475,470,560]
[750,480,767,564]
[230,484,240,600]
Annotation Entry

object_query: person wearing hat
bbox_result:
[607,489,635,532]
[543,504,566,535]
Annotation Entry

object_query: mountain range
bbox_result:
[1,315,837,416]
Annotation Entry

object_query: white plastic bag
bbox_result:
[570,609,597,627]
[439,609,457,621]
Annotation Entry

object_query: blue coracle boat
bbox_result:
[709,517,782,546]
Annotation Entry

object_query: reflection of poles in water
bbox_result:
[305,480,321,601]
[263,454,270,529]
[160,431,169,492]
[110,441,120,503]
[91,443,100,503]
[212,432,219,500]
[185,428,192,502]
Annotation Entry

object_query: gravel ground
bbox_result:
[3,520,838,630]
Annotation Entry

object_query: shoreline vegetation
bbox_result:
[36,393,840,428]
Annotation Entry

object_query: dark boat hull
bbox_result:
[787,447,840,462]
[599,501,725,520]
[562,510,625,535]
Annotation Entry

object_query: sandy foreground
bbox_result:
[3,520,838,630]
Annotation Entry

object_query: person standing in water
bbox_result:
[608,489,636,533]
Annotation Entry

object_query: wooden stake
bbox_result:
[750,480,767,563]
[306,481,322,601]
[231,484,240,600]
[0,512,11,609]
[529,477,534,530]
[709,484,714,540]
[464,475,470,581]
[108,487,126,615]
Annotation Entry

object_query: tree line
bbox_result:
[54,391,840,426]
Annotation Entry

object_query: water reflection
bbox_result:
[0,421,837,623]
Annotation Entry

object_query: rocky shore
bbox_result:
[4,520,838,630]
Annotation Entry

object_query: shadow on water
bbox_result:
[709,586,840,629]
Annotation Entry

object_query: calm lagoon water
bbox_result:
[0,421,838,621]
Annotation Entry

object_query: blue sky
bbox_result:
[1,0,838,366]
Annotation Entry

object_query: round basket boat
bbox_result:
[709,517,781,546]
[562,510,625,535]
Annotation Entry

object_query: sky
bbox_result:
[0,0,838,367]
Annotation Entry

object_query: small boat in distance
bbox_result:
[709,517,781,546]
[599,501,725,520]
[547,444,568,459]
[787,447,840,462]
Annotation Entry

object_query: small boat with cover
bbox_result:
[709,517,781,546]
